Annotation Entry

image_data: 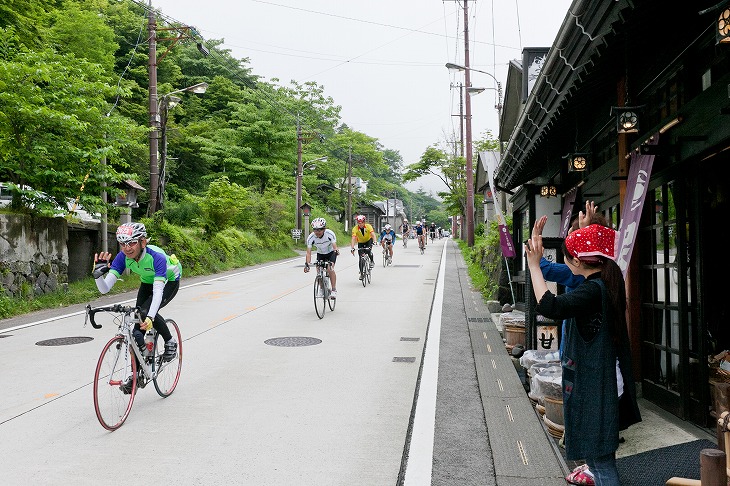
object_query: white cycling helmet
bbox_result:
[116,222,147,243]
[356,215,366,223]
[384,224,391,230]
[416,220,421,225]
[311,217,326,229]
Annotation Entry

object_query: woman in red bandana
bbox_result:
[525,223,641,486]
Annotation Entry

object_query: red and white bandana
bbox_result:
[565,224,616,262]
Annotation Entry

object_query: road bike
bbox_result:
[313,260,335,319]
[418,236,425,254]
[86,304,182,431]
[356,248,372,287]
[402,231,408,248]
[430,231,436,244]
[382,244,392,267]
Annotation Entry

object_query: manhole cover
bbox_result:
[36,336,94,346]
[264,336,322,347]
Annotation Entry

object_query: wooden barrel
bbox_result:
[504,325,526,347]
[544,395,564,426]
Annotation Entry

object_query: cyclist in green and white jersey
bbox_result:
[92,222,182,366]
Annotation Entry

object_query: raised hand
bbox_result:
[578,200,597,228]
[532,215,548,239]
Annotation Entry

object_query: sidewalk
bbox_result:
[431,240,715,485]
[432,240,565,485]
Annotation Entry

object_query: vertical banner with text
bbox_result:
[559,187,578,238]
[486,155,516,257]
[616,135,659,277]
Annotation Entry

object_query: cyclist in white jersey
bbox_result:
[304,217,339,298]
[379,224,396,262]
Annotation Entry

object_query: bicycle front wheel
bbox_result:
[153,319,183,397]
[93,336,136,431]
[366,262,372,284]
[314,276,326,318]
[382,250,387,267]
[360,258,367,287]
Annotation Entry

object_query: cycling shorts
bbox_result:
[316,250,337,264]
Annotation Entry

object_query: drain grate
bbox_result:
[393,357,416,363]
[36,336,94,346]
[468,318,489,322]
[400,337,420,342]
[264,336,322,347]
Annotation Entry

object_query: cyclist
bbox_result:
[303,217,339,299]
[350,214,376,273]
[92,222,181,391]
[379,224,396,263]
[400,219,410,247]
[429,222,437,242]
[414,220,426,249]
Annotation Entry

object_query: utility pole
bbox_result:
[459,82,465,157]
[147,2,159,217]
[463,0,475,247]
[347,147,353,231]
[296,116,303,230]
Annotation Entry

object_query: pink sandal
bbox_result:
[565,464,594,485]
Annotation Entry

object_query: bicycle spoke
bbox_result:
[314,276,326,318]
[93,336,136,431]
[153,319,182,397]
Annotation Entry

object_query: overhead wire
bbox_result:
[107,12,148,116]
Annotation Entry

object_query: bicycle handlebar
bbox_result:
[85,304,139,329]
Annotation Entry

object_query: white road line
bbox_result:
[0,257,299,334]
[403,242,447,485]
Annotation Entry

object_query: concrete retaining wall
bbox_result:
[0,214,116,298]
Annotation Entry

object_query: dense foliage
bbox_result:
[0,0,448,246]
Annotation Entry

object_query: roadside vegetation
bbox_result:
[457,218,512,303]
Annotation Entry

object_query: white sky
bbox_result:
[149,0,573,196]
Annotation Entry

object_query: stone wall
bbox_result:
[0,214,69,298]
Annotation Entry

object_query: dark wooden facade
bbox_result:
[494,0,730,426]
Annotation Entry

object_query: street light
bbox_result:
[151,82,208,215]
[296,156,327,230]
[446,62,503,246]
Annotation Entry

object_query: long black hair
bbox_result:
[561,241,628,345]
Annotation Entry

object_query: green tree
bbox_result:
[0,44,145,214]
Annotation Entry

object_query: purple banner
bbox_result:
[616,135,658,276]
[559,188,578,238]
[485,152,516,257]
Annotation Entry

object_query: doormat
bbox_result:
[616,439,718,486]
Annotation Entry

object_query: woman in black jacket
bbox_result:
[525,223,641,486]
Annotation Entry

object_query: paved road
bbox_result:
[0,239,449,485]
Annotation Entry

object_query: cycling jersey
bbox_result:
[414,225,424,236]
[306,229,337,254]
[380,229,396,244]
[109,244,182,284]
[352,223,376,243]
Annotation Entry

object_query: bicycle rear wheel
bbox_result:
[326,277,336,311]
[314,275,326,318]
[93,336,136,431]
[153,319,183,397]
